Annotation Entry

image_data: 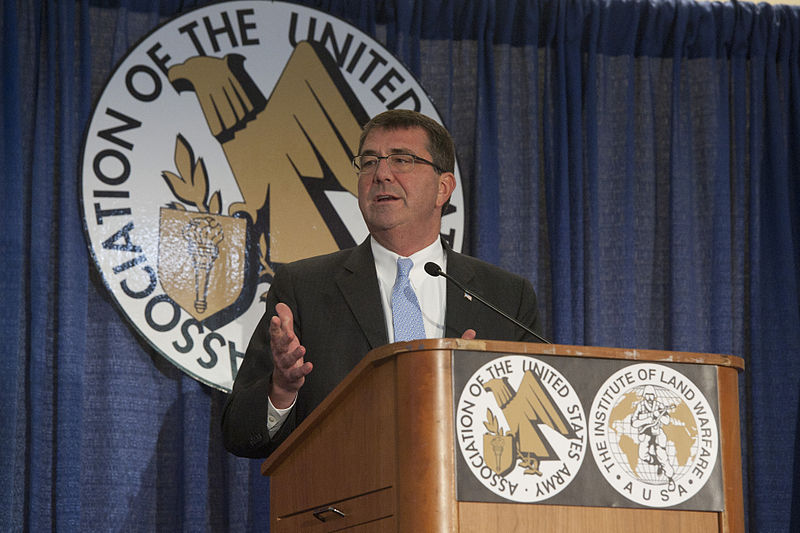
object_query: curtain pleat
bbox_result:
[1,0,28,528]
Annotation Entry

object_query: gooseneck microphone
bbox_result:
[424,262,552,344]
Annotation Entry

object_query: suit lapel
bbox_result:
[444,248,479,338]
[335,239,389,349]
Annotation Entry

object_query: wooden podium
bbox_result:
[261,339,744,532]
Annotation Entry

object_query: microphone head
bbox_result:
[424,262,442,277]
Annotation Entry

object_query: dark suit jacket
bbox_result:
[221,237,542,457]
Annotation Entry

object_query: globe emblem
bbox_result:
[606,384,698,485]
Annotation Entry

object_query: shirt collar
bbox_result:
[370,237,445,278]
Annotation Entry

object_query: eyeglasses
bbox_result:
[352,153,441,175]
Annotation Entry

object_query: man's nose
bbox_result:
[373,157,394,181]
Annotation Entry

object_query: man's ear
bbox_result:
[436,172,456,207]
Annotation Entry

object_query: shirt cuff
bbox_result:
[267,394,296,437]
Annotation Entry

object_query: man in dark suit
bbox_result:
[222,110,542,458]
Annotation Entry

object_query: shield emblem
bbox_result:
[484,433,517,477]
[158,208,246,321]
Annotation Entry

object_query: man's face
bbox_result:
[357,126,454,243]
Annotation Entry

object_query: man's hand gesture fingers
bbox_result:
[268,303,312,407]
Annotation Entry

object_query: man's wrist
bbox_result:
[269,380,297,409]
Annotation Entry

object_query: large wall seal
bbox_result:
[81,1,464,391]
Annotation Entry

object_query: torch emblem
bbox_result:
[158,207,246,323]
[183,216,224,313]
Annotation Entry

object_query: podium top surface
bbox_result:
[365,339,744,371]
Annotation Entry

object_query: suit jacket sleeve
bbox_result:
[221,240,386,458]
[220,264,299,458]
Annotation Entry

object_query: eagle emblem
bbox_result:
[483,372,580,476]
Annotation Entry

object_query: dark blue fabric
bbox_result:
[2,1,799,531]
[0,0,25,527]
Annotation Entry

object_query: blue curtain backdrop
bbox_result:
[2,0,799,531]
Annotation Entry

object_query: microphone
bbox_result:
[424,262,551,344]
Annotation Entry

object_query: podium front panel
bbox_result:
[262,340,744,533]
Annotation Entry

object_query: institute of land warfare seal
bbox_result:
[455,356,587,502]
[589,363,719,507]
[80,1,464,391]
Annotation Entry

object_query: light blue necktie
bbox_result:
[391,258,426,341]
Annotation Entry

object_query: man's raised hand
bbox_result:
[268,302,312,408]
